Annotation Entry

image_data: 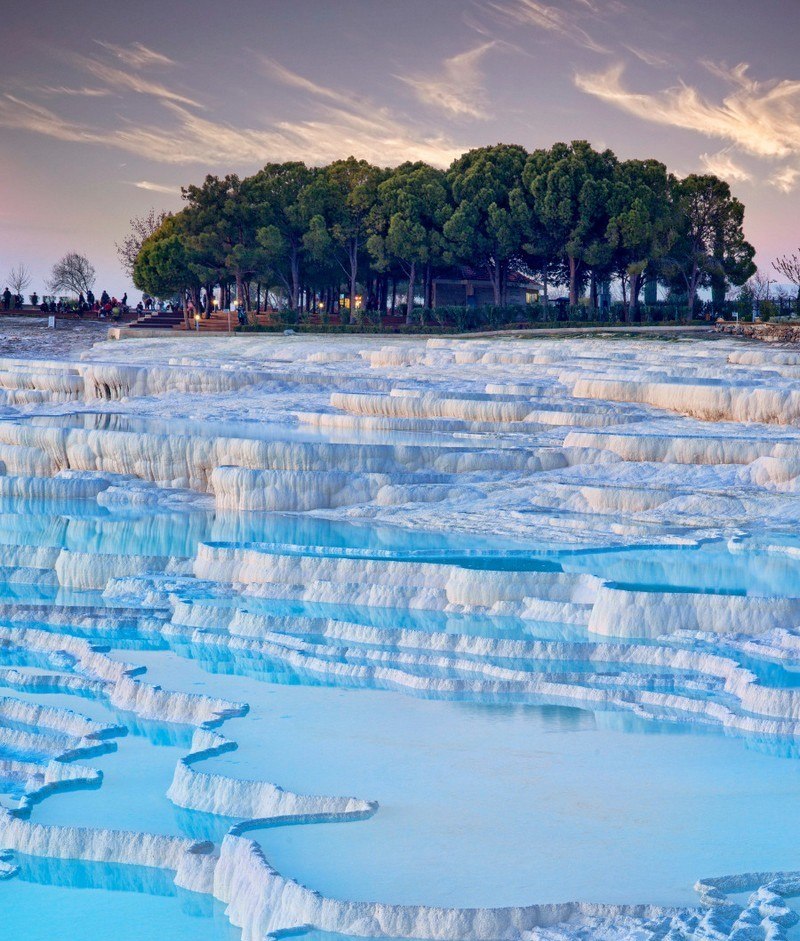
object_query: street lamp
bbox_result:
[194,312,201,333]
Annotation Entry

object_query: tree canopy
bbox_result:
[662,175,756,312]
[133,214,200,301]
[368,161,452,322]
[445,144,532,306]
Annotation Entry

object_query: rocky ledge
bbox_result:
[716,321,800,343]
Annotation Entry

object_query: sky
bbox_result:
[1,0,799,298]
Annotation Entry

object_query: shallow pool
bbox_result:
[0,488,799,941]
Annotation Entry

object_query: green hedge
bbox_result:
[237,303,701,334]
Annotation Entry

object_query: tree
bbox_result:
[368,162,452,322]
[48,252,96,297]
[606,159,676,321]
[736,271,780,321]
[133,212,201,303]
[773,251,800,304]
[116,209,171,280]
[663,175,756,314]
[302,157,386,323]
[444,144,531,306]
[743,271,774,303]
[524,141,617,307]
[250,162,317,311]
[183,174,271,312]
[7,263,32,298]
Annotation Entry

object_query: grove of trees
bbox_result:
[132,141,757,325]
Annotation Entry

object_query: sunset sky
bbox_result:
[1,0,798,296]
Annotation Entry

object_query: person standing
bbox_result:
[2,287,10,311]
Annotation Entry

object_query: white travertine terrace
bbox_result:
[2,334,800,940]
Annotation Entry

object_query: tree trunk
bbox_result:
[589,272,598,312]
[568,256,579,307]
[349,238,358,325]
[490,263,501,305]
[406,261,416,325]
[627,272,641,323]
[291,248,300,311]
[688,264,700,317]
[423,263,431,311]
[378,275,386,319]
[390,278,397,316]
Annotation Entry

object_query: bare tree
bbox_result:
[116,208,170,279]
[48,252,96,297]
[743,270,774,302]
[773,251,800,302]
[7,263,32,298]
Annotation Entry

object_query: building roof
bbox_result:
[433,266,542,290]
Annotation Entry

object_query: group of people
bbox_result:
[1,286,185,321]
[37,290,130,319]
[139,295,181,314]
[1,288,24,310]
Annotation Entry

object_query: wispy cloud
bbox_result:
[486,0,611,54]
[699,149,751,183]
[259,59,353,106]
[250,59,466,166]
[0,56,466,169]
[770,166,800,193]
[94,41,174,69]
[128,180,180,194]
[398,42,496,119]
[0,95,107,146]
[622,44,670,68]
[575,63,800,159]
[36,85,114,98]
[81,58,203,109]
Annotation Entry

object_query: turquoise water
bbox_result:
[1,858,239,941]
[1,495,800,936]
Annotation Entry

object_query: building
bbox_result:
[431,269,542,308]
